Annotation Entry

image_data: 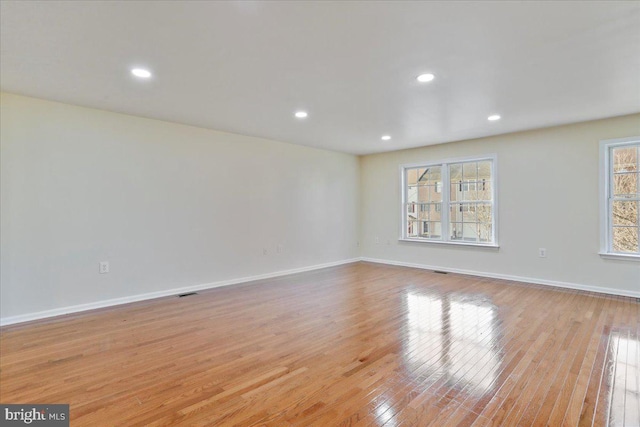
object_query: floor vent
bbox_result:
[178,292,198,298]
[433,270,448,274]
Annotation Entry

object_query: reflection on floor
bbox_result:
[608,331,640,427]
[405,292,501,395]
[0,262,638,426]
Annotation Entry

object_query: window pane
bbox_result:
[450,183,460,202]
[613,146,638,173]
[431,184,442,202]
[407,221,419,237]
[418,186,430,202]
[463,183,478,201]
[463,204,476,222]
[418,204,429,220]
[477,204,493,223]
[417,168,428,183]
[450,164,462,181]
[424,185,437,202]
[429,203,442,221]
[477,180,492,201]
[407,186,418,203]
[478,224,493,242]
[463,162,478,181]
[407,168,419,186]
[613,173,638,196]
[419,221,430,238]
[463,223,478,242]
[613,226,639,253]
[430,222,442,238]
[450,222,463,240]
[427,166,442,183]
[450,204,463,222]
[407,203,418,226]
[478,161,492,180]
[612,201,639,226]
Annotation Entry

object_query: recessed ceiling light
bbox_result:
[294,111,308,119]
[417,73,435,83]
[381,135,391,141]
[131,68,152,78]
[488,114,501,121]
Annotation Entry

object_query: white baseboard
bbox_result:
[361,257,640,299]
[0,258,361,327]
[3,256,636,327]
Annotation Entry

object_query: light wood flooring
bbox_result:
[1,262,639,426]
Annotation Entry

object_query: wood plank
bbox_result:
[0,262,638,426]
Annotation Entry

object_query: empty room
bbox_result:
[1,1,639,426]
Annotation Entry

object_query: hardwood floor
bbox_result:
[1,262,638,426]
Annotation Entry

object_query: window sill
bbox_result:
[599,252,640,261]
[399,238,499,249]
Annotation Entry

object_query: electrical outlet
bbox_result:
[538,248,547,258]
[263,248,269,255]
[374,236,379,244]
[99,261,109,274]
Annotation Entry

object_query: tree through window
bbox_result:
[601,138,640,257]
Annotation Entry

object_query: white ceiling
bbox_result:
[1,1,639,155]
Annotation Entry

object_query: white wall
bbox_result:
[0,93,360,321]
[2,92,638,324]
[360,114,640,296]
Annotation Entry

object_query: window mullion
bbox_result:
[442,162,450,242]
[608,147,614,253]
[402,168,408,239]
[491,161,496,243]
[608,197,613,253]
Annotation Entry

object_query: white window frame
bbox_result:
[599,136,640,260]
[399,154,499,247]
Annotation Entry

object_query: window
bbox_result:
[402,156,497,246]
[600,137,640,259]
